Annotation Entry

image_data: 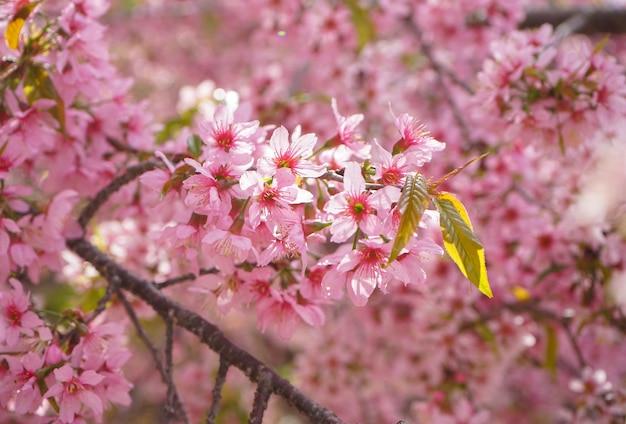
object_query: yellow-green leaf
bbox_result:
[433,192,492,298]
[592,34,609,55]
[544,324,558,377]
[5,3,37,50]
[387,173,430,265]
[23,64,66,132]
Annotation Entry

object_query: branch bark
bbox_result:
[521,7,626,34]
[66,237,344,424]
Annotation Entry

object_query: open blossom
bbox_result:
[258,208,309,272]
[182,156,248,225]
[371,138,411,185]
[255,286,325,339]
[239,168,313,229]
[325,162,400,243]
[390,105,445,165]
[329,98,370,159]
[0,352,45,414]
[0,279,45,347]
[203,226,257,266]
[45,364,105,423]
[257,126,326,178]
[199,104,259,159]
[321,238,407,306]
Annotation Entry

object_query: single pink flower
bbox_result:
[321,238,408,306]
[203,227,256,265]
[239,168,313,229]
[45,364,104,423]
[255,287,325,339]
[257,126,326,178]
[390,105,445,165]
[325,162,399,242]
[0,279,44,347]
[183,157,247,224]
[329,98,370,159]
[0,352,45,414]
[199,104,259,158]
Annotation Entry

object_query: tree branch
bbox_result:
[521,7,626,34]
[66,237,345,424]
[206,356,229,424]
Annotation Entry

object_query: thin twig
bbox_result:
[162,318,183,423]
[320,170,386,190]
[85,274,119,324]
[403,18,476,146]
[78,160,162,229]
[117,290,189,422]
[521,6,626,34]
[249,368,273,424]
[156,267,220,289]
[66,237,345,424]
[206,356,230,424]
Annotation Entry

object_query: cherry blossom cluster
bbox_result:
[140,101,446,338]
[0,278,131,423]
[477,24,626,148]
[4,0,626,422]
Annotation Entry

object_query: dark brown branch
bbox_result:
[156,267,219,289]
[78,160,162,229]
[117,290,188,421]
[206,356,229,424]
[248,368,273,424]
[521,7,626,34]
[162,319,186,423]
[85,274,119,324]
[66,237,345,424]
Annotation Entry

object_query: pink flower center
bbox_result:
[5,303,22,327]
[274,153,298,170]
[348,193,371,220]
[360,246,385,265]
[214,127,236,151]
[382,168,403,185]
[261,185,278,203]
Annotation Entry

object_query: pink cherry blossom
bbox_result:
[321,238,407,306]
[0,279,44,347]
[198,104,259,159]
[257,126,326,178]
[0,352,45,414]
[390,105,445,165]
[325,162,399,243]
[239,168,313,229]
[45,364,105,423]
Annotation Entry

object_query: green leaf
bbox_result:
[343,0,376,53]
[5,3,37,50]
[23,64,66,132]
[544,324,558,376]
[387,173,430,264]
[187,134,204,157]
[433,192,492,298]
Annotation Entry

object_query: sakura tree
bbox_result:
[2,0,626,423]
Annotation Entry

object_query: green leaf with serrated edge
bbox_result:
[433,192,492,298]
[343,0,376,53]
[387,173,430,265]
[544,324,558,376]
[5,3,37,50]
